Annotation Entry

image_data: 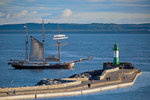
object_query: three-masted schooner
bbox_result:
[8,20,92,69]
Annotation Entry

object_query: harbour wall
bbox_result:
[0,67,119,92]
[0,71,142,100]
[100,67,119,80]
[62,78,89,81]
[0,80,81,92]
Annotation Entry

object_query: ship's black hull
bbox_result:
[8,57,92,69]
[9,63,74,69]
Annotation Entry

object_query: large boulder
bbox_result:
[35,79,73,86]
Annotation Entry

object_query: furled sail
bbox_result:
[30,36,43,61]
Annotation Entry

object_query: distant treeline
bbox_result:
[0,23,150,34]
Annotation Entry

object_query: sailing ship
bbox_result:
[8,20,92,69]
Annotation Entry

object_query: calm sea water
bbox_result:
[0,32,150,100]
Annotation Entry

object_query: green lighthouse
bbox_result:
[113,43,120,65]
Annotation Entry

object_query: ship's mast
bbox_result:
[42,20,45,63]
[53,24,68,64]
[25,24,29,63]
[58,24,61,64]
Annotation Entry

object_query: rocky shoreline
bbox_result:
[36,79,74,86]
[69,69,103,79]
[36,69,103,86]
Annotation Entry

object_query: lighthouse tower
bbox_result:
[113,43,120,65]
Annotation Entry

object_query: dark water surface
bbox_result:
[0,33,150,100]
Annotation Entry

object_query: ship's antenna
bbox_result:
[42,19,45,63]
[58,24,61,64]
[25,24,29,63]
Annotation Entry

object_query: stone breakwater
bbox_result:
[0,67,142,100]
[36,70,103,86]
[36,79,75,86]
[69,70,103,79]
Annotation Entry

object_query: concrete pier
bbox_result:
[0,68,142,100]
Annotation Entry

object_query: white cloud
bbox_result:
[111,0,147,2]
[6,14,10,18]
[26,0,36,2]
[1,11,150,24]
[110,0,149,3]
[0,12,3,17]
[0,12,5,17]
[50,12,150,24]
[114,3,150,7]
[73,12,150,24]
[32,11,37,15]
[62,9,72,17]
[88,0,148,3]
[28,11,37,17]
[14,10,28,18]
[37,7,48,10]
[0,0,12,6]
[88,0,106,2]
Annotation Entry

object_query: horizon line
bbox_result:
[1,22,150,26]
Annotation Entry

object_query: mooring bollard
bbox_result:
[88,83,91,88]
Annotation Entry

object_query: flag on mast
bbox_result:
[24,25,27,27]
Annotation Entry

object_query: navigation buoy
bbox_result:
[113,43,120,65]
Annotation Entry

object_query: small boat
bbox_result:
[8,20,92,69]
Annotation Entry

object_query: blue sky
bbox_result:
[0,0,150,25]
